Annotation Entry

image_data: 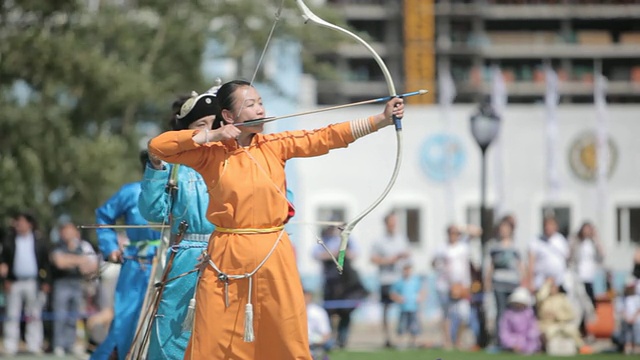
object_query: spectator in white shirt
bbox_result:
[570,221,604,336]
[0,211,51,356]
[434,224,482,349]
[527,216,569,293]
[305,288,332,359]
[370,211,410,348]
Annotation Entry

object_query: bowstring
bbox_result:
[234,0,286,120]
[235,0,341,268]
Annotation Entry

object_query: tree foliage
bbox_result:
[0,0,346,235]
[0,0,214,231]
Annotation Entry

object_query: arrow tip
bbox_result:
[418,89,429,95]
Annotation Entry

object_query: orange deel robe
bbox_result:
[149,120,372,360]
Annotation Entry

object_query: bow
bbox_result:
[295,0,403,273]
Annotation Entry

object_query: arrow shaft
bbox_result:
[236,89,427,127]
[79,224,169,229]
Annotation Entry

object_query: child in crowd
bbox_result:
[304,289,332,360]
[390,262,425,349]
[499,286,540,354]
[620,276,640,355]
[537,278,593,355]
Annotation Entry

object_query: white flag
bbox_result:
[594,74,609,225]
[545,66,560,203]
[438,61,457,223]
[491,65,507,221]
[439,63,457,109]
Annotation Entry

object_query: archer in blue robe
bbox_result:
[90,182,160,360]
[138,162,296,359]
[138,163,214,360]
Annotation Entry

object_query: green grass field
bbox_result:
[329,349,623,360]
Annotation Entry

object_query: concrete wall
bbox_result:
[267,103,640,286]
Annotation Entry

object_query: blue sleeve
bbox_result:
[95,185,130,256]
[286,188,294,204]
[138,163,172,224]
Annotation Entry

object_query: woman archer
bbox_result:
[135,90,219,359]
[148,79,404,359]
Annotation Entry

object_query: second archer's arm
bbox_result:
[138,163,174,224]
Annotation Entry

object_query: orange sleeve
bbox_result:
[148,130,215,170]
[270,120,374,161]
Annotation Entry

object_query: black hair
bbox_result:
[168,95,192,130]
[495,216,514,238]
[213,80,252,129]
[139,150,150,172]
[12,210,38,231]
[576,221,593,241]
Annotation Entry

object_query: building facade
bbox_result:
[318,0,640,104]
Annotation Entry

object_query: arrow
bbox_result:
[78,224,169,229]
[235,89,428,127]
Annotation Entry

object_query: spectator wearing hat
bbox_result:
[498,287,540,354]
[537,278,592,354]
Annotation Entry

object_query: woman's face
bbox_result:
[227,85,265,134]
[188,115,215,130]
[582,224,593,238]
[499,221,513,239]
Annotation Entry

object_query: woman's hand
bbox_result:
[374,97,404,129]
[193,124,241,144]
[211,124,241,142]
[149,152,163,170]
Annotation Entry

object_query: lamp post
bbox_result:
[469,101,501,348]
[470,102,501,247]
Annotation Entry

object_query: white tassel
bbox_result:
[181,297,196,332]
[243,303,255,342]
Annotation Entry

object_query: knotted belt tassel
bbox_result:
[206,229,284,343]
[244,275,255,342]
[182,249,209,332]
[181,293,196,332]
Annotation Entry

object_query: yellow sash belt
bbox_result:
[214,225,284,234]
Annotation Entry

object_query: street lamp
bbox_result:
[470,102,501,246]
[469,101,500,349]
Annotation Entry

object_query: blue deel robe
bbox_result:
[91,182,160,360]
[138,163,215,360]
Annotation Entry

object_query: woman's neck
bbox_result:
[237,133,254,147]
[500,236,513,245]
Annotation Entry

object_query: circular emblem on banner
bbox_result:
[568,130,617,182]
[419,133,466,183]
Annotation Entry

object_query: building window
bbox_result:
[316,206,346,225]
[394,207,422,244]
[541,206,571,238]
[466,206,495,239]
[617,206,640,244]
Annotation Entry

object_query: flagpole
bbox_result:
[594,70,609,243]
[438,60,457,224]
[544,65,560,211]
[491,64,507,222]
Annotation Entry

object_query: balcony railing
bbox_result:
[436,3,640,19]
